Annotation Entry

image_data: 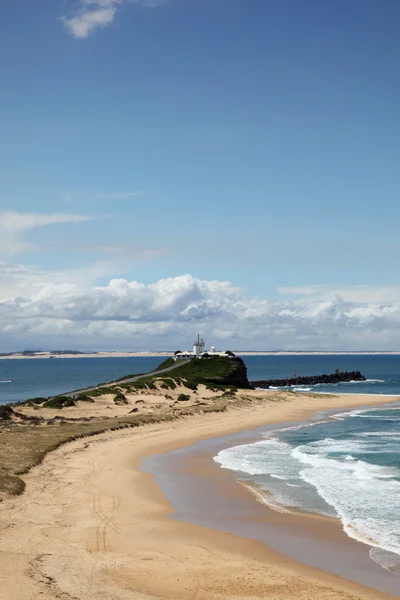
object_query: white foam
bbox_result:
[357,431,400,438]
[335,406,400,420]
[215,428,400,566]
[214,439,331,514]
[214,439,300,479]
[0,380,12,383]
[244,484,290,514]
[370,547,400,572]
[292,441,400,559]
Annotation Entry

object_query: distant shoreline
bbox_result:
[1,350,400,360]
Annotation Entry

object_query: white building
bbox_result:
[173,335,233,360]
[193,334,205,357]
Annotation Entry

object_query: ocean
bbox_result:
[0,356,162,405]
[215,405,400,573]
[2,353,400,405]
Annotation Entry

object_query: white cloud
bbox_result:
[0,211,96,255]
[1,272,400,350]
[63,0,168,39]
[63,6,119,39]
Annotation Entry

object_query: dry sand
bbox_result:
[1,391,399,600]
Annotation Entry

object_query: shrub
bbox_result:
[0,406,14,420]
[43,396,76,409]
[177,394,190,402]
[77,394,95,403]
[114,392,128,405]
[157,378,176,390]
[184,381,198,390]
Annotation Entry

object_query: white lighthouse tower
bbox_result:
[193,334,205,357]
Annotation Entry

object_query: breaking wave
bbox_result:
[214,406,400,572]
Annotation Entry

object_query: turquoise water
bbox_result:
[215,405,400,573]
[2,354,400,404]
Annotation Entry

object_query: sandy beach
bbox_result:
[1,391,400,599]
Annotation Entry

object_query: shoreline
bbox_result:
[1,392,400,599]
[143,403,400,595]
[2,350,400,359]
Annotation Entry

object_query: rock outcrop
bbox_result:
[202,357,252,389]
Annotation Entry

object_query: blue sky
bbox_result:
[1,0,400,350]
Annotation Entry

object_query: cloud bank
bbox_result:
[63,0,167,38]
[1,271,400,351]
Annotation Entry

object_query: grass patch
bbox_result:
[182,380,198,390]
[114,392,128,405]
[77,394,95,403]
[177,393,191,402]
[158,378,176,390]
[24,397,48,405]
[152,357,175,372]
[43,396,76,409]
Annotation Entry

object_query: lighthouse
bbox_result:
[193,334,205,357]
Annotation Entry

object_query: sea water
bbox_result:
[2,353,400,405]
[0,356,162,405]
[215,405,400,573]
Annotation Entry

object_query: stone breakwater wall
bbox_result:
[251,370,366,389]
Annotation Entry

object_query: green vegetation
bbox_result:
[114,392,128,405]
[42,354,248,406]
[182,380,198,390]
[130,380,155,390]
[177,394,190,402]
[43,396,76,409]
[26,397,48,405]
[90,386,119,397]
[152,357,175,371]
[76,394,95,403]
[159,378,176,390]
[104,357,249,394]
[0,406,13,420]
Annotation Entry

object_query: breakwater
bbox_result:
[251,370,366,389]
